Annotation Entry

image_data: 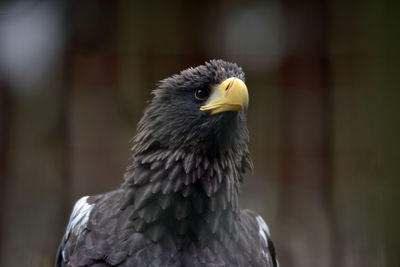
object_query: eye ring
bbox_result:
[194,88,210,101]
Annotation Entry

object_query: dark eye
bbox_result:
[194,88,210,100]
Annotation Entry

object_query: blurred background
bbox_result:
[0,0,399,266]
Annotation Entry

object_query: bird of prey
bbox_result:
[55,60,278,267]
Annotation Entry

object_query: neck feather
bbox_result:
[120,146,250,242]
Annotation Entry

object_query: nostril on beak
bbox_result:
[225,78,235,91]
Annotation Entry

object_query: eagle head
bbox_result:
[133,59,250,155]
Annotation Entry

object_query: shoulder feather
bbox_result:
[64,196,94,240]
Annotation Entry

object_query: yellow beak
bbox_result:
[200,77,249,115]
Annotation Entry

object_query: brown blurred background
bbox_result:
[0,0,399,266]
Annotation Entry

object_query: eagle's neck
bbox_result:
[121,147,249,242]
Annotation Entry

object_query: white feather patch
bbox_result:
[65,196,93,239]
[256,215,271,241]
[256,215,271,260]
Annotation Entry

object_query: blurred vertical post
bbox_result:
[0,81,12,266]
[65,0,122,199]
[57,0,72,239]
[380,2,400,264]
[278,1,333,266]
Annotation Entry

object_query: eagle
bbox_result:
[55,60,278,267]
